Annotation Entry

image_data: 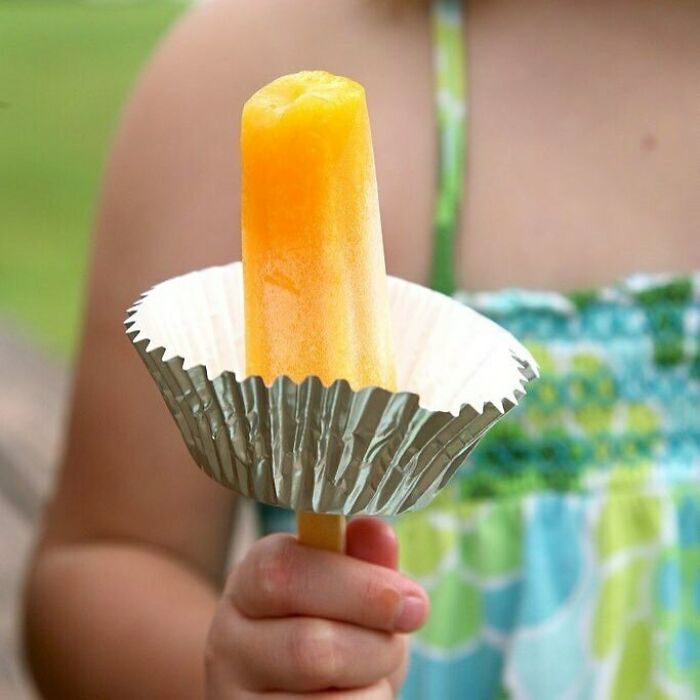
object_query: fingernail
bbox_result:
[395,593,428,631]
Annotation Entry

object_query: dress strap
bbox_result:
[430,0,468,295]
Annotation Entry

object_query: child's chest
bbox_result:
[362,0,700,291]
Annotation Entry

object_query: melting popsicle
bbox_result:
[241,71,396,552]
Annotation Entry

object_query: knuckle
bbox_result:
[224,564,247,613]
[255,536,296,605]
[289,619,342,686]
[234,535,296,613]
[223,564,240,599]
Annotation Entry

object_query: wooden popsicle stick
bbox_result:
[297,512,346,553]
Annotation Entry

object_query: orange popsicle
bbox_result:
[241,71,396,551]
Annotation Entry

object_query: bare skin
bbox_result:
[24,0,700,698]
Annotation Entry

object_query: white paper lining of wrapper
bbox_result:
[128,262,538,415]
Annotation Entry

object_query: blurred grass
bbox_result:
[0,0,185,357]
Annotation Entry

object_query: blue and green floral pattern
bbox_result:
[394,274,700,699]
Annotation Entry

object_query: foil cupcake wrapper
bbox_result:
[126,262,538,515]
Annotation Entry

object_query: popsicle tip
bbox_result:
[243,70,365,122]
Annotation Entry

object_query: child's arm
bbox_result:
[26,542,218,697]
[23,3,254,695]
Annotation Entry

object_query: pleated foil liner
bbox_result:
[125,262,538,516]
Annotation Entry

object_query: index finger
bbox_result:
[228,534,429,633]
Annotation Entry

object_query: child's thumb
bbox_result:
[346,516,399,570]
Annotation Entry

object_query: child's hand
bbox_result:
[205,517,429,698]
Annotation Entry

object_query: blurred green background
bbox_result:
[0,0,186,357]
